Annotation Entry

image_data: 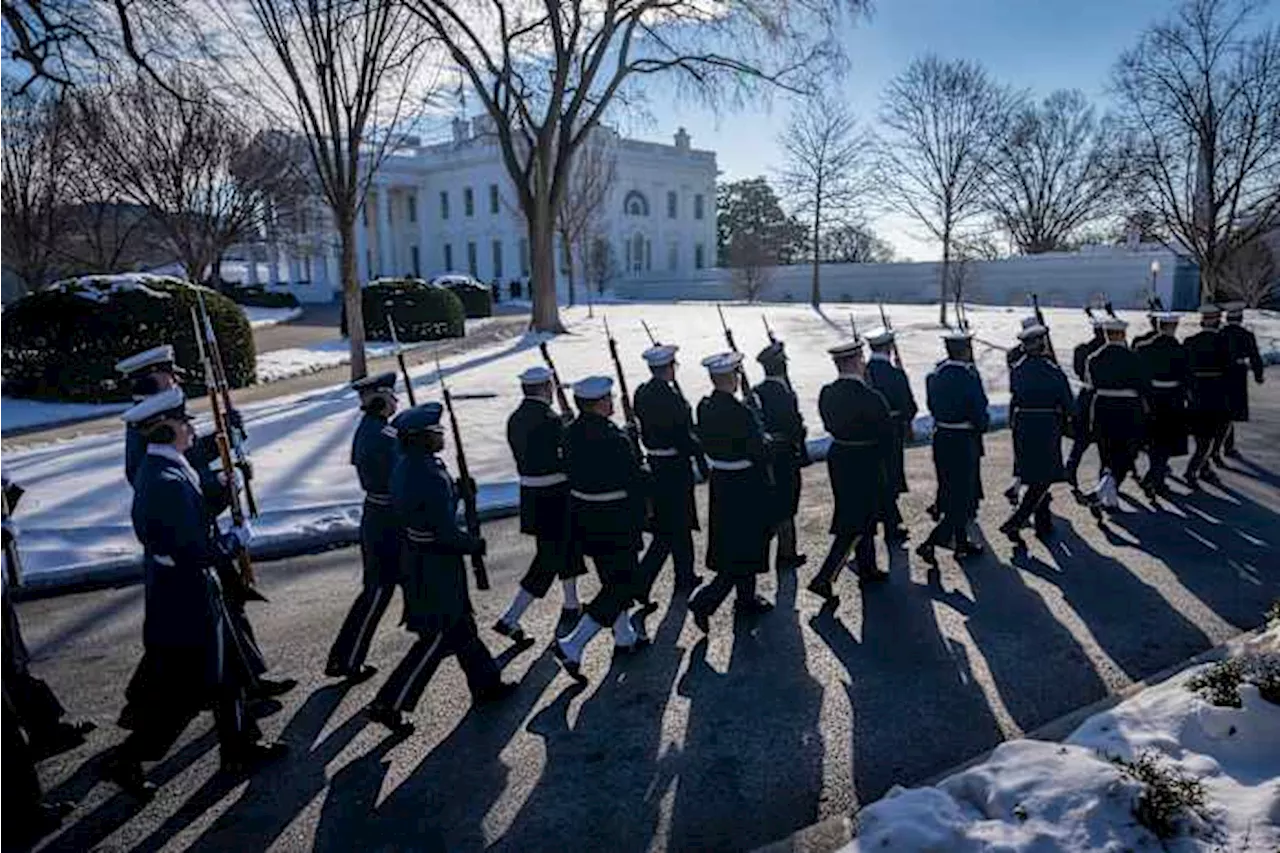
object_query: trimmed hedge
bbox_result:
[2,274,256,402]
[226,283,300,309]
[339,278,465,342]
[446,282,493,318]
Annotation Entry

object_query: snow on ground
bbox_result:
[1,398,130,434]
[4,302,1278,583]
[844,625,1280,852]
[243,305,303,328]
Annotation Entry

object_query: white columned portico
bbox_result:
[417,183,432,278]
[247,246,260,286]
[288,253,302,287]
[375,184,394,277]
[327,243,341,300]
[267,242,280,287]
[354,199,371,283]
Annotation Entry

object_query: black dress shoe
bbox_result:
[777,554,808,571]
[739,595,774,615]
[806,577,837,601]
[337,665,378,684]
[954,540,984,559]
[222,741,288,776]
[925,502,940,521]
[474,681,518,704]
[674,573,703,592]
[885,527,910,544]
[366,703,415,735]
[1224,447,1242,460]
[915,543,938,565]
[637,600,660,619]
[689,607,711,634]
[998,519,1024,544]
[102,754,157,800]
[30,720,95,759]
[1201,469,1223,487]
[1003,485,1020,507]
[551,642,588,684]
[492,619,529,644]
[252,677,298,699]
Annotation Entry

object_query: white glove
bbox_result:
[230,523,254,549]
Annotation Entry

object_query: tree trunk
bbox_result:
[339,215,368,380]
[938,226,951,327]
[563,234,576,307]
[810,196,821,308]
[528,204,564,333]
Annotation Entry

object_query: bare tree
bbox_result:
[72,73,306,286]
[1113,0,1280,302]
[821,222,895,263]
[556,129,618,308]
[211,0,432,379]
[400,0,868,333]
[1,89,73,294]
[875,55,1016,324]
[729,240,774,302]
[777,95,870,306]
[986,89,1127,254]
[1219,236,1277,305]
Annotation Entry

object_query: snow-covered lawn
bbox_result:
[844,624,1280,852]
[3,301,1278,583]
[0,398,131,434]
[243,305,303,328]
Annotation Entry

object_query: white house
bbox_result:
[250,119,719,304]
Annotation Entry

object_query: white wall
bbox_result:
[611,248,1194,310]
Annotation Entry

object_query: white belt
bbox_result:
[571,489,629,502]
[707,458,753,471]
[520,472,568,488]
[1077,382,1093,390]
[1150,380,1180,389]
[1193,371,1222,378]
[364,492,392,506]
[888,410,903,417]
[935,421,974,430]
[646,447,679,457]
[152,554,176,567]
[1014,407,1058,414]
[406,528,436,543]
[832,438,876,447]
[1236,358,1251,365]
[1094,388,1139,398]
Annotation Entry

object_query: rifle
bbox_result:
[435,348,489,591]
[877,301,904,367]
[641,320,658,346]
[762,314,777,345]
[1030,293,1057,363]
[716,304,762,412]
[1104,299,1117,318]
[197,292,258,519]
[2,479,24,588]
[849,312,859,339]
[538,341,574,418]
[190,302,260,596]
[603,316,643,460]
[385,303,417,406]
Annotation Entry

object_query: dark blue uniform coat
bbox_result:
[1221,323,1264,422]
[926,361,990,520]
[633,378,702,534]
[696,389,773,575]
[352,413,402,587]
[865,355,918,495]
[564,412,646,557]
[1085,343,1148,447]
[753,376,807,520]
[819,375,894,535]
[507,397,572,537]
[1009,356,1075,485]
[1134,333,1190,458]
[1070,334,1106,439]
[1183,329,1231,439]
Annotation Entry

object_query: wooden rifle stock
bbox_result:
[435,350,489,590]
[716,304,758,409]
[1031,293,1058,363]
[878,302,904,367]
[386,308,417,406]
[197,293,258,519]
[603,316,643,459]
[538,341,574,418]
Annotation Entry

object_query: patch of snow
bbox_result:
[243,305,304,328]
[1,398,131,434]
[3,302,1277,582]
[46,273,183,302]
[844,625,1280,852]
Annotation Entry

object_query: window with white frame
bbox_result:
[464,187,474,217]
[467,241,477,276]
[695,243,705,269]
[623,190,649,217]
[408,194,417,223]
[489,184,499,214]
[444,243,453,270]
[694,194,704,220]
[440,191,449,220]
[492,240,503,279]
[667,191,677,219]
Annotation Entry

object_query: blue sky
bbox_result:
[636,0,1178,260]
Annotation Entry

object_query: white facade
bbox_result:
[256,119,718,303]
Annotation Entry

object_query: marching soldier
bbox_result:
[754,340,809,571]
[917,331,990,564]
[494,367,586,644]
[104,389,286,797]
[633,344,706,596]
[325,373,402,682]
[366,403,514,734]
[1083,317,1147,512]
[1065,318,1106,492]
[1131,311,1160,349]
[688,353,775,632]
[807,338,894,601]
[1217,302,1266,461]
[1134,313,1189,497]
[1001,318,1049,505]
[115,346,295,713]
[1183,305,1233,488]
[864,326,917,542]
[999,323,1074,542]
[554,377,650,682]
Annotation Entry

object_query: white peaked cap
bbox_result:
[116,344,176,376]
[1020,317,1039,330]
[864,326,895,346]
[1154,312,1180,324]
[642,344,679,367]
[1098,316,1128,331]
[943,330,973,342]
[827,339,865,357]
[1017,324,1048,341]
[121,387,187,425]
[700,351,743,375]
[518,366,553,384]
[572,375,614,400]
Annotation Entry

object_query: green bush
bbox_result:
[339,278,465,342]
[226,283,300,309]
[1107,751,1207,840]
[446,282,493,318]
[2,274,255,402]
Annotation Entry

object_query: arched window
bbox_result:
[623,190,649,217]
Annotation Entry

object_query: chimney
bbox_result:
[674,127,690,151]
[452,117,469,144]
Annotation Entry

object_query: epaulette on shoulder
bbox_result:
[381,425,398,439]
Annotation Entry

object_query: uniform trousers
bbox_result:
[1007,483,1052,530]
[923,511,973,551]
[519,535,583,598]
[3,689,44,822]
[811,530,875,586]
[1213,423,1238,456]
[690,573,758,617]
[583,550,642,627]
[1064,436,1092,486]
[374,615,500,714]
[1097,432,1140,486]
[117,686,251,764]
[327,582,396,674]
[1187,420,1230,478]
[774,518,800,561]
[638,530,696,598]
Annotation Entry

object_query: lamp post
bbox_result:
[1150,259,1161,306]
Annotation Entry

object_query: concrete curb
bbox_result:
[751,624,1269,853]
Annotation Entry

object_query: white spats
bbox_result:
[500,587,535,629]
[611,611,637,647]
[558,614,603,663]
